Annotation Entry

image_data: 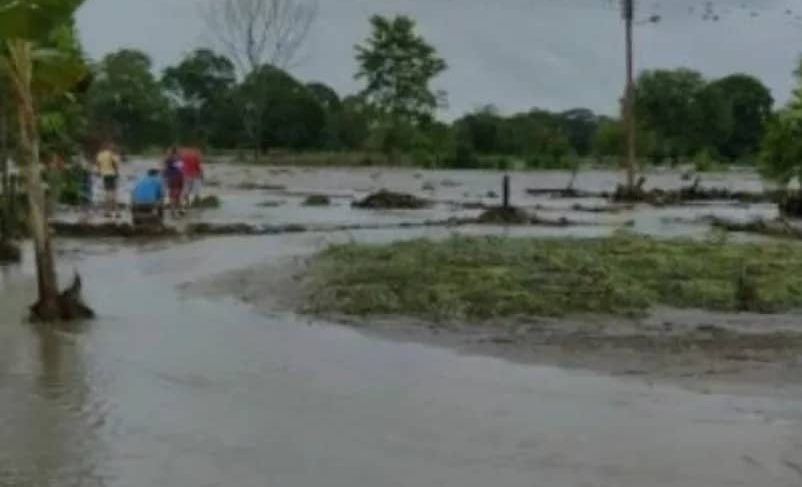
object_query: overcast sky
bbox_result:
[76,0,802,118]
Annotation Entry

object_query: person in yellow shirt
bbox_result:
[95,143,121,217]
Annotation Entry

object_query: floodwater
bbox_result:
[3,165,801,486]
[93,161,779,234]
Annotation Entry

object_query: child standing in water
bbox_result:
[163,146,184,217]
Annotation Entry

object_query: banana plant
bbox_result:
[0,0,90,321]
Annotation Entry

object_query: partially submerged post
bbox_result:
[502,174,511,209]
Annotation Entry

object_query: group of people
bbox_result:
[92,143,205,223]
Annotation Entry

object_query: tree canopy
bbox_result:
[355,15,447,124]
[84,49,171,151]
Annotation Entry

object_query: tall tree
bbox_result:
[706,74,773,161]
[558,108,598,157]
[237,65,326,150]
[203,0,318,157]
[356,15,447,124]
[454,106,502,155]
[0,0,91,320]
[761,58,802,194]
[84,49,171,152]
[162,49,236,144]
[635,68,706,162]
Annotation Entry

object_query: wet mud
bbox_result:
[197,255,802,395]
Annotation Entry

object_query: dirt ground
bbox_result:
[189,254,802,398]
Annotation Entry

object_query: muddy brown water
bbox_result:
[65,161,779,234]
[4,163,801,485]
[1,227,802,486]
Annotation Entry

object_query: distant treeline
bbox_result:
[34,10,782,171]
[56,47,773,170]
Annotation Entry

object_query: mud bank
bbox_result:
[191,256,802,395]
[50,214,598,239]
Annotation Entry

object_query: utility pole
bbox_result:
[622,0,637,193]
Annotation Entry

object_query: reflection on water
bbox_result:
[0,234,800,486]
[0,314,105,486]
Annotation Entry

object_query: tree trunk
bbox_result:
[7,40,61,320]
[0,112,9,242]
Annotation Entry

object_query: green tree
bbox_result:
[306,82,345,149]
[331,95,371,150]
[0,0,91,320]
[162,49,236,145]
[592,117,654,163]
[706,74,773,161]
[204,0,317,158]
[454,106,502,155]
[761,59,802,192]
[355,15,447,124]
[84,49,171,152]
[238,65,326,150]
[760,111,802,190]
[635,68,706,162]
[558,108,598,157]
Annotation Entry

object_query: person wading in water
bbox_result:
[163,146,185,217]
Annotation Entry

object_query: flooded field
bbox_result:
[2,163,802,486]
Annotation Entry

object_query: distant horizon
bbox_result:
[77,0,802,118]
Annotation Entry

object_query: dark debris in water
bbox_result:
[303,195,332,206]
[477,206,575,226]
[613,178,780,206]
[353,190,429,209]
[50,221,179,238]
[236,182,287,191]
[477,206,531,224]
[190,195,222,209]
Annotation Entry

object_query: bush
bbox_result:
[693,148,721,172]
[760,111,802,187]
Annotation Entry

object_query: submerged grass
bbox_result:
[306,234,802,320]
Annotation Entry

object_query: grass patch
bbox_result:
[306,234,802,320]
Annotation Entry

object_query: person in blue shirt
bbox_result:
[130,169,164,225]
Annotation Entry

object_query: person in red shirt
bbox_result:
[180,146,204,206]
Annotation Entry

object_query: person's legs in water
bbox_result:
[184,177,202,207]
[168,181,183,217]
[102,175,118,218]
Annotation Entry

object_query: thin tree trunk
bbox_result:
[8,40,61,319]
[0,111,9,242]
[623,0,638,192]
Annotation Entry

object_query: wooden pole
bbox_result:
[502,174,510,209]
[623,0,637,192]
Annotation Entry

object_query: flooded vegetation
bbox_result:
[305,234,802,318]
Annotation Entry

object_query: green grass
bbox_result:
[305,234,802,320]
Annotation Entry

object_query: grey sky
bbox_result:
[76,0,802,118]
